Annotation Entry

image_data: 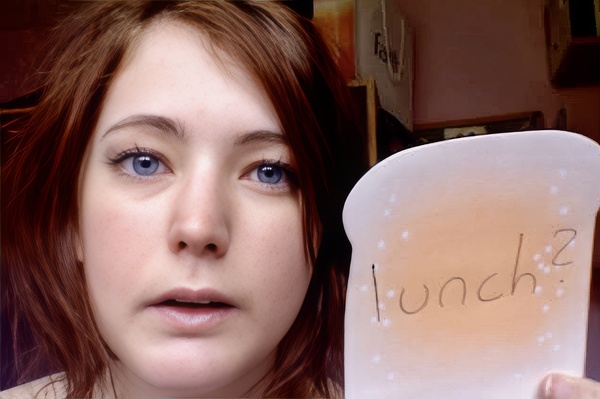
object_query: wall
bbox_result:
[0,29,47,103]
[397,0,600,143]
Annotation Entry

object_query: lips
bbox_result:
[150,287,235,307]
[159,299,229,308]
[148,288,237,332]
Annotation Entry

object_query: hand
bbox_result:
[539,373,600,399]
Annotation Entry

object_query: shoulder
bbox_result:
[0,373,67,399]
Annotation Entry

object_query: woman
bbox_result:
[2,2,599,398]
[1,1,366,397]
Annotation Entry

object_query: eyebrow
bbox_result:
[101,114,187,142]
[233,130,287,147]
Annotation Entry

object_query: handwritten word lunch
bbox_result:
[372,229,577,316]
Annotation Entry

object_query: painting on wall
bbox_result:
[412,111,545,146]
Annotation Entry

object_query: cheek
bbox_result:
[243,203,312,307]
[80,198,160,302]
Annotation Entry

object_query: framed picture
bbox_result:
[412,111,545,146]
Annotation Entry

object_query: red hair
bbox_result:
[2,2,366,397]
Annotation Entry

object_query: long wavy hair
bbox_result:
[1,2,366,397]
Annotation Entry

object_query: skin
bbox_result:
[78,19,311,398]
[539,374,600,399]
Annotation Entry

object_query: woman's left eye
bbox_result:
[256,164,285,184]
[247,162,295,188]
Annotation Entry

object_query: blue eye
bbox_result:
[132,155,160,175]
[246,161,297,190]
[110,149,167,177]
[257,164,284,184]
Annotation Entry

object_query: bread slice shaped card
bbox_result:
[343,130,600,398]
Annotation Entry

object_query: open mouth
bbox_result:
[149,288,237,329]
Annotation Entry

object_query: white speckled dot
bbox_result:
[372,354,382,364]
[542,303,550,313]
[389,194,397,203]
[386,372,395,381]
[546,331,553,339]
[537,335,545,344]
[544,266,551,275]
[559,168,567,178]
[387,289,395,298]
[555,287,565,298]
[378,239,386,249]
[360,284,369,292]
[378,302,386,310]
[553,345,561,352]
[559,206,569,216]
[545,245,553,254]
[533,254,542,262]
[535,286,543,295]
[402,231,409,239]
[550,186,559,194]
[384,209,392,217]
[370,316,378,325]
[538,262,546,270]
[383,318,391,327]
[569,239,576,247]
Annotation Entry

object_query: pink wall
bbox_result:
[397,0,600,142]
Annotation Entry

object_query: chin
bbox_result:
[117,359,265,398]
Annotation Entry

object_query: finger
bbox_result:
[539,373,600,399]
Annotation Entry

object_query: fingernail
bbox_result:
[543,374,573,399]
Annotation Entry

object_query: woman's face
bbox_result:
[78,20,311,397]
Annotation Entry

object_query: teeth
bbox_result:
[175,299,211,304]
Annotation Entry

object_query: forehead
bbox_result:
[120,18,258,97]
[93,18,280,140]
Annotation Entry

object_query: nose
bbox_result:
[167,174,230,259]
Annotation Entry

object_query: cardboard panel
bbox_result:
[344,130,600,398]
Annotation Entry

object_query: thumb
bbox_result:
[539,373,600,399]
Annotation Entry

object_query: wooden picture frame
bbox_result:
[413,111,545,145]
